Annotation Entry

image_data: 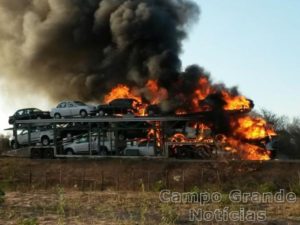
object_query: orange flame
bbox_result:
[104,84,142,104]
[102,78,276,161]
[231,116,276,140]
[222,91,251,111]
[145,80,168,104]
[227,138,271,160]
[192,77,212,111]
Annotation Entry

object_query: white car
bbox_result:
[63,134,114,155]
[124,139,156,156]
[50,101,97,119]
[10,127,54,149]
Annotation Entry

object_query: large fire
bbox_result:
[103,77,276,161]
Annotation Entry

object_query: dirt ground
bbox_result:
[0,158,300,224]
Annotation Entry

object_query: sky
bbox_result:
[181,0,300,119]
[0,0,300,132]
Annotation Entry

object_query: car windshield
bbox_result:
[33,108,42,112]
[74,101,86,106]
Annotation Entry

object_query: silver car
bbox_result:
[50,101,96,118]
[10,127,54,149]
[63,134,114,155]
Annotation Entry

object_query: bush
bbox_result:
[0,187,4,205]
[153,180,166,192]
[0,134,10,153]
[18,218,38,225]
[258,182,278,193]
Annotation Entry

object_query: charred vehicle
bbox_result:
[97,98,141,116]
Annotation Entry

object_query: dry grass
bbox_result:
[0,158,300,224]
[0,190,299,225]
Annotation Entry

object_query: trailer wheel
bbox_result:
[11,141,19,149]
[43,148,54,159]
[30,148,42,159]
[41,136,50,146]
[99,146,108,156]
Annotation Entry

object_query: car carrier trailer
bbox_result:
[8,115,212,159]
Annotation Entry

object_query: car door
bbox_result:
[25,109,33,120]
[74,136,89,154]
[18,130,28,145]
[16,110,25,120]
[58,102,71,117]
[138,140,148,156]
[68,102,78,116]
[30,128,40,143]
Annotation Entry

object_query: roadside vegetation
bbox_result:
[0,134,9,154]
[259,109,300,159]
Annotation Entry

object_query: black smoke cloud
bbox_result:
[0,0,200,102]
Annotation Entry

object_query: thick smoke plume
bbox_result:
[0,0,199,102]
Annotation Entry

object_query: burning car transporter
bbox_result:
[7,90,277,161]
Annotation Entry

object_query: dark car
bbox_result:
[97,98,141,116]
[8,108,51,124]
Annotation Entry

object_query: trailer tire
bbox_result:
[99,146,108,156]
[11,141,18,149]
[31,148,42,159]
[43,148,54,159]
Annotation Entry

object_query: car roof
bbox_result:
[59,100,84,103]
[17,108,40,111]
[111,98,137,102]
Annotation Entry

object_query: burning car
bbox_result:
[97,98,141,116]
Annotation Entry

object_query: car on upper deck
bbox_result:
[8,108,51,124]
[97,98,141,116]
[50,101,97,119]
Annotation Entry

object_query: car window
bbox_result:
[68,103,74,107]
[74,101,86,106]
[25,109,31,115]
[33,108,41,112]
[21,130,28,135]
[57,103,66,108]
[78,137,88,143]
[17,110,24,116]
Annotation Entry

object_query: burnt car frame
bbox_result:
[97,98,141,116]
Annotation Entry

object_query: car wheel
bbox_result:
[99,146,108,156]
[41,136,50,146]
[118,133,125,141]
[80,110,88,118]
[11,141,19,149]
[65,149,74,155]
[54,113,61,119]
[98,110,105,117]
